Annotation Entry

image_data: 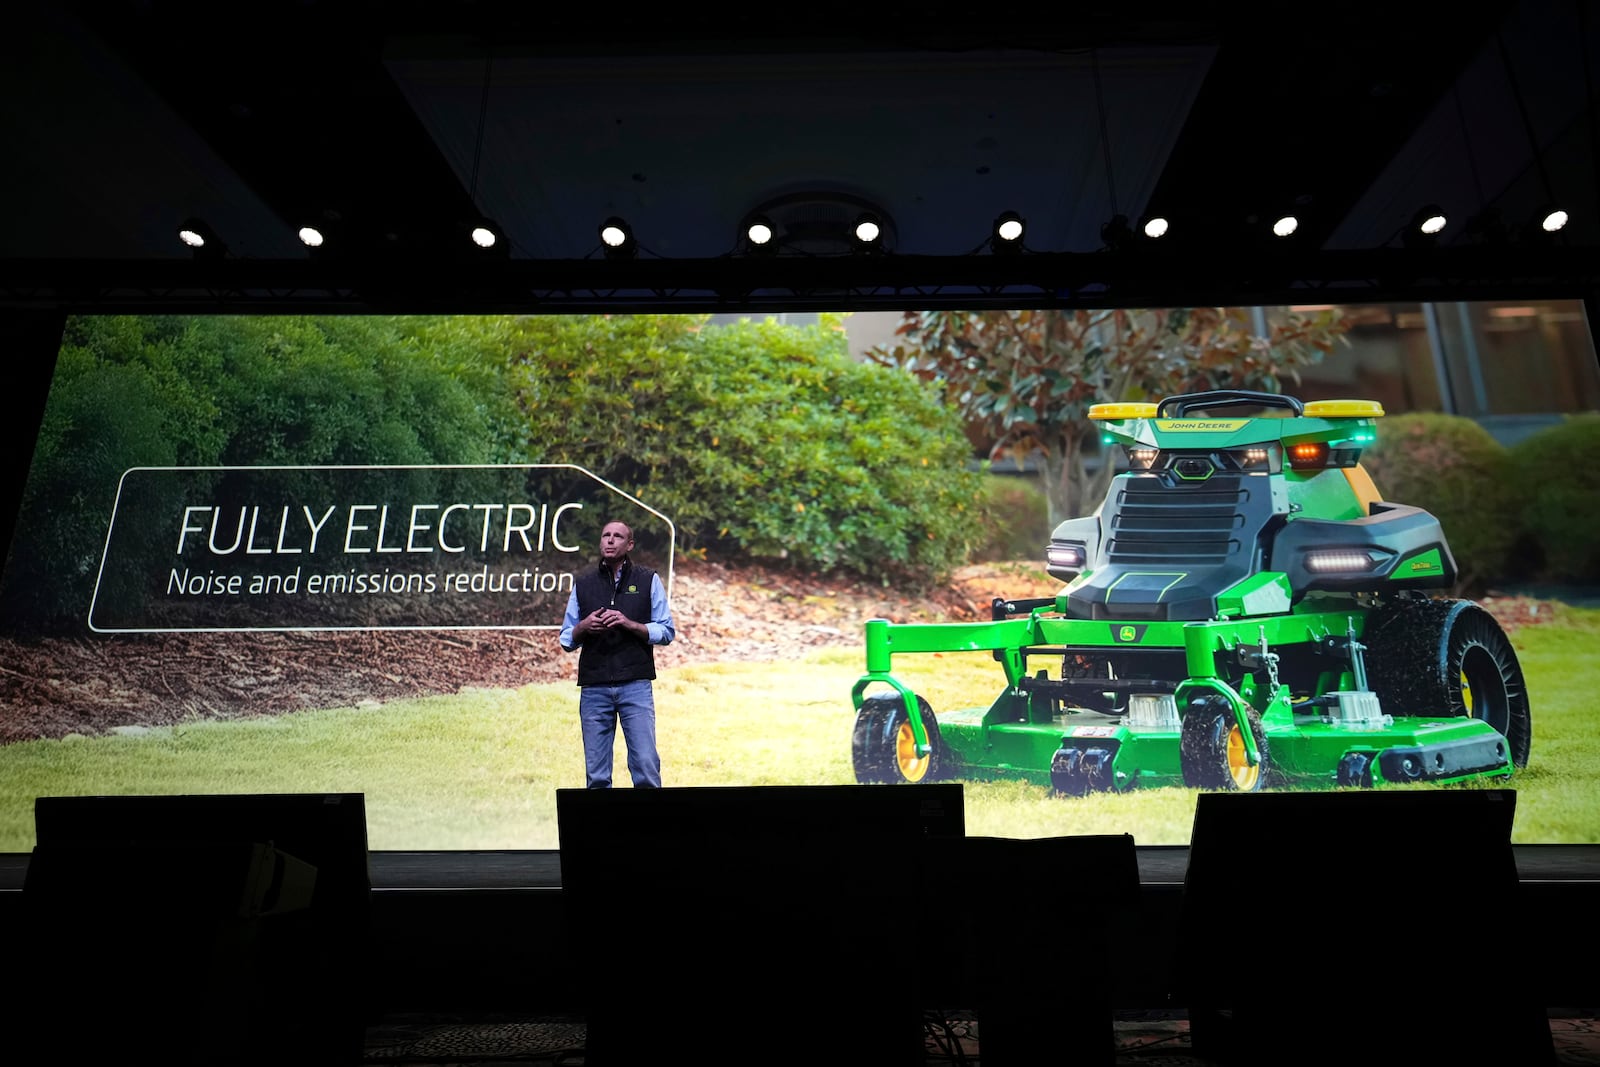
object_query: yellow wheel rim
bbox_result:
[1461,669,1475,717]
[895,721,931,783]
[1226,725,1261,791]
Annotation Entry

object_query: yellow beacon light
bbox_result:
[1303,399,1385,418]
[1090,402,1159,421]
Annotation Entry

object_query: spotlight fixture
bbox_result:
[1416,205,1447,235]
[1402,204,1448,248]
[1099,214,1134,251]
[743,213,776,254]
[852,211,884,252]
[990,210,1025,252]
[1538,206,1569,233]
[1271,215,1299,238]
[1141,215,1169,239]
[295,207,345,256]
[176,217,226,258]
[599,216,636,258]
[1520,204,1571,243]
[460,217,509,257]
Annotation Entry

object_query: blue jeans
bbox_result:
[579,679,661,788]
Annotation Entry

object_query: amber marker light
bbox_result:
[1287,442,1329,470]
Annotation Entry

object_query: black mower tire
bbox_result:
[1179,695,1270,791]
[851,693,944,784]
[1362,597,1531,768]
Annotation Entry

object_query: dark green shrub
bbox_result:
[1359,412,1520,593]
[971,475,1051,562]
[507,313,986,586]
[2,347,175,627]
[2,315,522,628]
[1507,413,1600,583]
[6,312,988,625]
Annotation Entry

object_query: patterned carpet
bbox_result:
[358,1010,1600,1065]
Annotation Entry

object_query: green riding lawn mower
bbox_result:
[849,389,1531,794]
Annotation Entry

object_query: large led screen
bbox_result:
[1,308,1596,850]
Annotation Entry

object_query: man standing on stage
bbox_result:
[558,519,675,788]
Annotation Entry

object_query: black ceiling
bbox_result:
[3,0,1598,313]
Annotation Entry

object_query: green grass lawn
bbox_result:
[1,605,1596,852]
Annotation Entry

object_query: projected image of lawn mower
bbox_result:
[850,389,1530,795]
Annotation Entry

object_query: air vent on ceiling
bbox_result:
[746,190,895,255]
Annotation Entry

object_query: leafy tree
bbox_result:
[864,307,1352,526]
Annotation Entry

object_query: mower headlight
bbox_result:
[1047,542,1088,570]
[1124,446,1159,470]
[1304,549,1379,573]
[1226,445,1277,473]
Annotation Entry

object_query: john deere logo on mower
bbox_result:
[1401,548,1445,576]
[1113,624,1147,643]
[1155,419,1250,432]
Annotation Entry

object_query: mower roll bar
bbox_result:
[1156,389,1305,418]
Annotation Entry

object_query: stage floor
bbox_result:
[361,843,1600,890]
[3,843,1598,892]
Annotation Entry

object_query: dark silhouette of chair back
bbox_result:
[924,832,1139,1067]
[557,783,963,1067]
[20,792,372,1066]
[1177,788,1552,1066]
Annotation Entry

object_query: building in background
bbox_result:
[1265,300,1599,445]
[825,301,1598,449]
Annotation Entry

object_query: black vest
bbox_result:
[573,558,658,686]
